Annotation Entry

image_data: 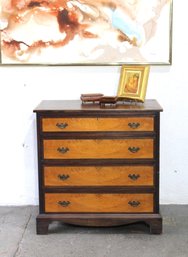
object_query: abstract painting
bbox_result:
[0,0,172,65]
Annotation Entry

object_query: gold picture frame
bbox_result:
[117,65,150,103]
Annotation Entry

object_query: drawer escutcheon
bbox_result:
[128,122,140,129]
[57,147,69,154]
[128,147,140,153]
[128,174,140,181]
[56,122,68,129]
[58,174,70,180]
[128,201,141,207]
[58,201,70,207]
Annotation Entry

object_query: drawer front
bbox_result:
[43,139,154,159]
[44,166,154,186]
[42,117,154,132]
[45,193,154,213]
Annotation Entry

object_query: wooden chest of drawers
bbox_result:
[34,99,163,234]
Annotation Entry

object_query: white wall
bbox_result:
[0,0,188,205]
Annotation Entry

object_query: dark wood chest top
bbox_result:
[34,99,163,113]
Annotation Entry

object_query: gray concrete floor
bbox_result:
[0,205,188,257]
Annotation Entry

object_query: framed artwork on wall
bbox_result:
[117,65,150,102]
[0,0,172,65]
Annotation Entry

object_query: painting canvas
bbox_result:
[0,0,172,65]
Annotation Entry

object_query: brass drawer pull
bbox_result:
[58,201,70,207]
[58,174,70,180]
[128,147,140,153]
[128,122,140,129]
[128,201,140,207]
[56,122,68,129]
[128,174,140,181]
[57,147,69,154]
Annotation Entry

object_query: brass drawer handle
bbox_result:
[128,201,140,207]
[58,201,70,207]
[128,122,140,129]
[57,147,69,154]
[58,174,70,180]
[128,147,140,153]
[128,174,140,181]
[56,122,68,129]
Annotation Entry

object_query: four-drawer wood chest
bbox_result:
[33,99,163,234]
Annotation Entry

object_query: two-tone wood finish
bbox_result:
[45,193,154,213]
[42,117,154,132]
[34,99,163,234]
[43,139,154,159]
[44,166,154,187]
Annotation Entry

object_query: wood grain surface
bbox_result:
[42,117,154,132]
[44,166,154,186]
[43,139,154,159]
[45,193,154,213]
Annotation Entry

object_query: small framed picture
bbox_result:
[117,65,150,102]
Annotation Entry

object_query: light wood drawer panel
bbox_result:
[44,166,154,186]
[45,193,154,213]
[42,117,154,132]
[43,139,154,159]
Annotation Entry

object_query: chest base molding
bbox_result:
[36,213,162,235]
